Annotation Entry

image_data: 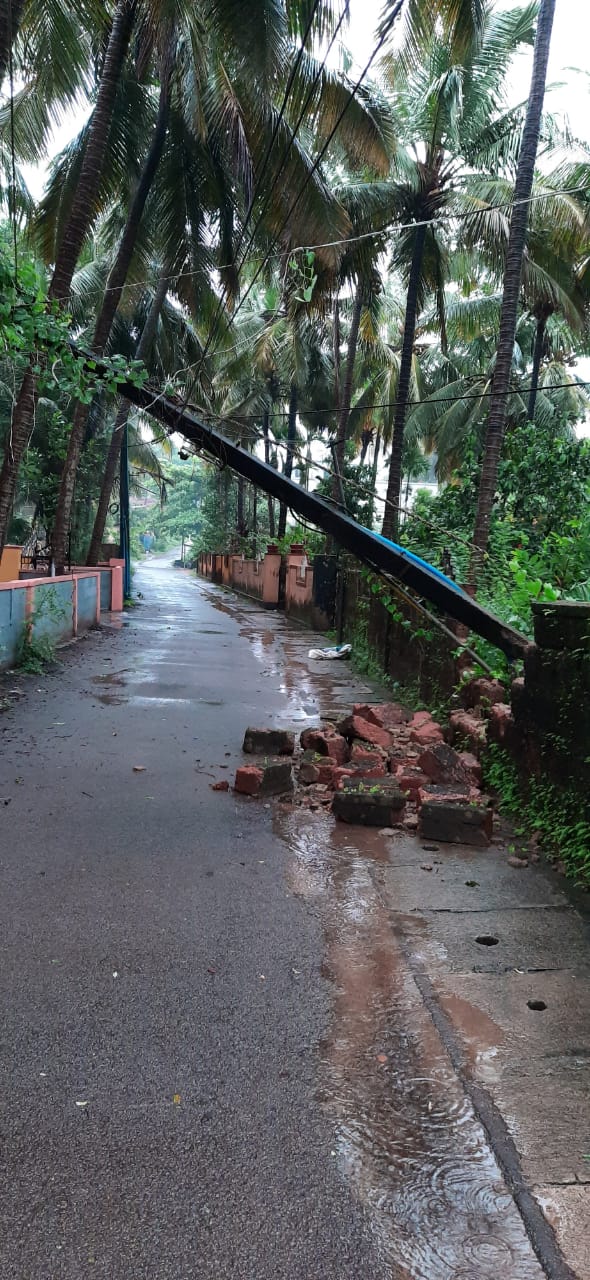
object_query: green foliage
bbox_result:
[0,244,147,408]
[132,454,205,552]
[315,457,376,527]
[288,251,318,304]
[483,744,590,885]
[17,630,56,674]
[16,586,68,673]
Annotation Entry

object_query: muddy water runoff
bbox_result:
[275,808,543,1280]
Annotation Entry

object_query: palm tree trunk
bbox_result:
[86,270,169,564]
[237,474,245,538]
[0,0,137,556]
[333,296,341,409]
[49,0,138,302]
[368,430,380,528]
[471,0,557,571]
[0,366,35,546]
[332,283,363,507]
[52,65,171,571]
[382,222,427,539]
[277,384,297,540]
[262,409,275,537]
[527,314,547,421]
[359,429,372,466]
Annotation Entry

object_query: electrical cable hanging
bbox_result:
[59,182,590,307]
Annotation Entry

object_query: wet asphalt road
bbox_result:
[0,558,384,1279]
[1,557,586,1280]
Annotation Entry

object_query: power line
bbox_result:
[177,405,534,586]
[188,375,590,424]
[59,183,590,306]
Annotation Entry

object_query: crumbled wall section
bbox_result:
[510,602,590,796]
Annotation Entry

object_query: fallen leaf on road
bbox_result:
[75,1101,88,1108]
[132,765,146,772]
[173,1094,181,1105]
[420,864,433,872]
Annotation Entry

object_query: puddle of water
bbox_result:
[91,672,128,686]
[276,809,543,1280]
[128,696,193,707]
[436,993,504,1086]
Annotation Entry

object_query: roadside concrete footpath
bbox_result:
[0,556,588,1279]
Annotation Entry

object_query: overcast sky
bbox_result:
[346,0,590,140]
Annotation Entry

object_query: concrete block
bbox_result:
[242,727,295,756]
[419,799,492,847]
[332,777,405,826]
[235,759,293,796]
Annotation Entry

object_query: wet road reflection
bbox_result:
[277,808,544,1279]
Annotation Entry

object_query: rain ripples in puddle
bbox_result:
[276,809,543,1279]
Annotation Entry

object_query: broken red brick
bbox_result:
[339,715,392,751]
[210,780,230,792]
[234,765,263,796]
[300,727,349,764]
[332,767,357,790]
[409,722,445,747]
[352,703,383,727]
[460,676,506,711]
[457,751,483,787]
[448,710,487,755]
[395,766,430,803]
[408,710,433,729]
[417,742,470,786]
[350,740,387,765]
[298,750,321,785]
[488,702,516,748]
[353,701,407,729]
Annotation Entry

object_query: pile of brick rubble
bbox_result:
[232,677,511,847]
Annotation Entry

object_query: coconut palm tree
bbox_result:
[0,0,138,553]
[1,0,356,556]
[379,0,540,538]
[472,0,557,566]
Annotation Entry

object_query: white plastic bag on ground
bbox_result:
[307,643,352,661]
